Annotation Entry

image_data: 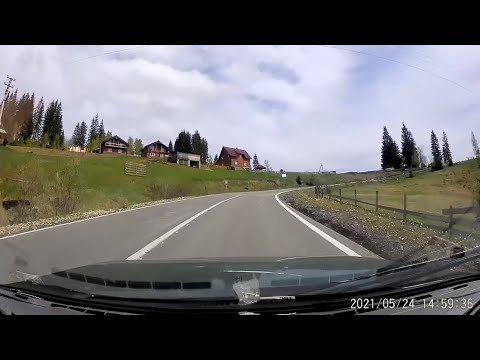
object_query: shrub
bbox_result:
[296,176,302,185]
[145,182,194,201]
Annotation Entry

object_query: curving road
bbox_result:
[0,189,377,284]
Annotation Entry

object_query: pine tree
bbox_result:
[401,122,416,168]
[42,100,57,147]
[191,130,202,155]
[253,153,259,167]
[19,93,35,142]
[174,130,192,153]
[88,114,99,146]
[59,129,65,149]
[53,101,64,147]
[207,154,213,164]
[72,123,81,147]
[98,119,105,140]
[381,126,401,170]
[200,137,208,161]
[442,131,453,166]
[214,154,218,163]
[79,121,88,148]
[168,140,173,153]
[431,130,443,171]
[472,131,479,158]
[106,130,112,139]
[31,97,44,141]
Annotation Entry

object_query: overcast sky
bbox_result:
[0,45,478,172]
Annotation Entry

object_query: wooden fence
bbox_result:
[314,185,477,230]
[125,162,146,177]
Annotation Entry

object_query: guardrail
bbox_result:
[125,162,146,177]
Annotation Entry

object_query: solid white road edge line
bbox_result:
[275,190,360,257]
[0,193,232,240]
[126,195,242,260]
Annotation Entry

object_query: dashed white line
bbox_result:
[126,195,242,260]
[275,190,360,257]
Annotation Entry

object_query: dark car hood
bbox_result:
[8,256,391,300]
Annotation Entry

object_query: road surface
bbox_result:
[0,189,377,284]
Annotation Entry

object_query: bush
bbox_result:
[305,175,315,186]
[48,161,81,216]
[145,182,194,201]
[296,176,302,185]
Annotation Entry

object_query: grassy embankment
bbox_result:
[0,146,391,225]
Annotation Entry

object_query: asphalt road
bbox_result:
[0,189,377,284]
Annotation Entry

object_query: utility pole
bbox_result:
[0,75,16,128]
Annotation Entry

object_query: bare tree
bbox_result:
[264,160,272,172]
[417,145,428,167]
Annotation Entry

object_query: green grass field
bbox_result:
[1,145,443,225]
[0,146,383,220]
[332,160,479,226]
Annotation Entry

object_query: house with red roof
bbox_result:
[215,146,251,170]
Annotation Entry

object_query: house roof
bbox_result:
[141,140,169,152]
[101,135,128,146]
[221,146,251,160]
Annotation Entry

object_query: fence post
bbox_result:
[449,205,453,229]
[375,190,379,212]
[339,188,342,204]
[403,192,407,221]
[329,189,331,200]
[354,189,357,207]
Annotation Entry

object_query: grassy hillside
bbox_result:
[0,145,423,225]
[336,160,479,217]
[0,146,286,212]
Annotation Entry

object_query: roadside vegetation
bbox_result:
[0,145,412,227]
[283,159,480,262]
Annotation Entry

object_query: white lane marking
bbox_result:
[0,193,231,240]
[275,190,360,257]
[126,195,241,260]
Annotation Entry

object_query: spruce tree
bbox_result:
[431,130,443,171]
[442,131,453,166]
[168,140,173,153]
[98,118,105,139]
[31,97,44,141]
[253,153,259,167]
[79,121,88,148]
[381,126,402,170]
[401,122,416,168]
[72,123,81,146]
[88,114,99,146]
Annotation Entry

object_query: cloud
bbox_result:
[0,45,478,172]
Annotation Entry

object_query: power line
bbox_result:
[64,45,154,65]
[319,45,472,93]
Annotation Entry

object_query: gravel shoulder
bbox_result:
[280,189,480,270]
[0,196,195,239]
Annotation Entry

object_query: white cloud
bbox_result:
[0,45,478,171]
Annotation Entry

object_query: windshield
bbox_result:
[0,45,479,314]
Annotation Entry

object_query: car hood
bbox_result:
[8,256,391,300]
